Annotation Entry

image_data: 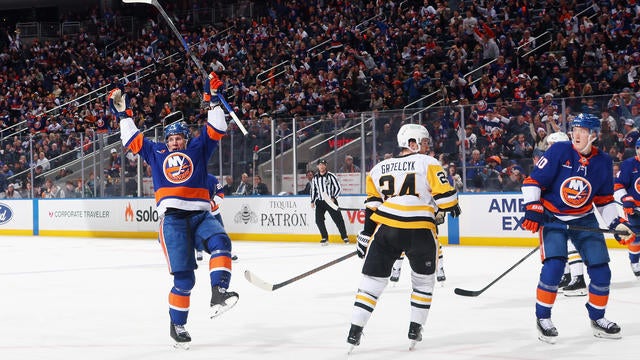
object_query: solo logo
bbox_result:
[125,203,159,222]
[0,203,14,225]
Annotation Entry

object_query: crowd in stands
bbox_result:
[2,0,640,196]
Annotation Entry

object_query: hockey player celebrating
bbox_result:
[522,113,634,344]
[613,138,640,279]
[109,72,239,349]
[347,124,461,352]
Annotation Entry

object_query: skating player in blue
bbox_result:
[109,72,238,349]
[613,138,640,279]
[521,113,634,344]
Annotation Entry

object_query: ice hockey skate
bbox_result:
[320,238,328,246]
[557,273,571,293]
[536,318,558,344]
[342,237,350,244]
[209,286,239,318]
[196,250,204,262]
[390,265,401,283]
[436,266,446,283]
[346,324,363,354]
[631,262,640,279]
[170,322,191,350]
[408,322,423,350]
[231,254,238,261]
[591,318,622,339]
[562,275,587,297]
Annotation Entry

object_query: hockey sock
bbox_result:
[351,275,386,327]
[585,263,611,320]
[536,257,564,319]
[169,271,195,325]
[628,242,640,263]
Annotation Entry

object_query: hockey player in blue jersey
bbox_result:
[109,72,239,349]
[521,113,635,344]
[613,138,640,279]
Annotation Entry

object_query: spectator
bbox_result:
[233,173,251,196]
[75,179,93,198]
[0,183,21,199]
[36,151,51,171]
[221,176,235,196]
[252,175,269,195]
[338,155,360,173]
[298,170,314,195]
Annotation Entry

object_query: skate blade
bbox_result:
[409,340,419,351]
[592,330,622,339]
[563,289,587,297]
[172,342,190,350]
[210,296,239,318]
[347,344,357,354]
[537,334,557,344]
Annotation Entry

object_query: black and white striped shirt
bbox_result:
[310,171,342,203]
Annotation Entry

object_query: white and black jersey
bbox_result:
[310,171,342,203]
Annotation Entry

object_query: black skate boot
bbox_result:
[343,237,350,244]
[408,322,423,350]
[390,265,401,283]
[347,324,363,353]
[436,266,446,283]
[320,238,328,246]
[536,318,558,344]
[170,322,191,349]
[210,286,239,318]
[591,318,622,339]
[562,275,587,297]
[557,273,571,293]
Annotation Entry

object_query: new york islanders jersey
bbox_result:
[614,156,640,208]
[365,153,458,230]
[522,141,614,219]
[120,108,226,215]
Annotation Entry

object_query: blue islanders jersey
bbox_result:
[522,141,614,219]
[614,156,640,207]
[207,173,225,215]
[120,109,226,215]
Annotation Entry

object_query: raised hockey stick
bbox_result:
[454,246,540,297]
[121,0,248,135]
[244,250,358,291]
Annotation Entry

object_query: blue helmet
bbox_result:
[571,113,600,133]
[164,121,190,141]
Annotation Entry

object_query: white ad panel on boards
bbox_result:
[38,198,159,236]
[221,195,368,238]
[0,199,34,235]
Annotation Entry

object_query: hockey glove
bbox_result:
[621,195,637,216]
[610,217,636,245]
[203,72,223,107]
[356,231,370,259]
[434,210,446,225]
[441,204,461,218]
[522,201,544,233]
[107,84,133,120]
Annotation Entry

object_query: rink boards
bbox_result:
[0,194,624,248]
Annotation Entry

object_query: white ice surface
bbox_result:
[1,236,639,360]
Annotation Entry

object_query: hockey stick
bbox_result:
[121,0,248,135]
[244,251,358,291]
[454,246,540,297]
[321,191,363,211]
[546,222,629,235]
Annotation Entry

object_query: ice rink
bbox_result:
[1,236,639,360]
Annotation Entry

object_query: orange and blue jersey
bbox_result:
[522,141,615,219]
[119,111,225,216]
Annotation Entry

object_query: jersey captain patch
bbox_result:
[560,176,592,208]
[163,152,194,183]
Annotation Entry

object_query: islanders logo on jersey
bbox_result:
[559,176,592,208]
[162,152,193,183]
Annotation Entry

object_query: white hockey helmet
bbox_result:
[546,131,569,145]
[397,123,430,152]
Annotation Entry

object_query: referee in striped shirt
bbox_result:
[310,159,349,245]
